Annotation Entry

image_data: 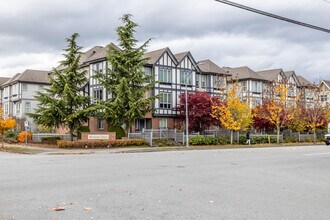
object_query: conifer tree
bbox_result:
[29,33,90,141]
[93,14,155,134]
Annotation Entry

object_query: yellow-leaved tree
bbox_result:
[255,83,292,143]
[211,84,253,144]
[0,108,16,147]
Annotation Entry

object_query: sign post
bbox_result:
[24,121,29,146]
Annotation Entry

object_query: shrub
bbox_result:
[41,136,62,145]
[17,131,32,143]
[5,130,18,139]
[57,139,147,148]
[108,125,126,139]
[77,126,90,139]
[189,135,224,145]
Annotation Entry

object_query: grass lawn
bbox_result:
[0,146,44,154]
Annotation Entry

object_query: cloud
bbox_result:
[0,0,329,82]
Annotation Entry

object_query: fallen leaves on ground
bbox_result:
[49,206,66,211]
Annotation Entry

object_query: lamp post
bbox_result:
[185,62,203,147]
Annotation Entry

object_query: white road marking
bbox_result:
[303,152,330,156]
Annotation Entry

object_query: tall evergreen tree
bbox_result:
[29,33,90,141]
[94,14,156,134]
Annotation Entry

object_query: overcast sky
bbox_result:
[0,0,329,82]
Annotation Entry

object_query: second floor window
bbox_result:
[180,71,192,85]
[214,76,225,89]
[252,81,262,93]
[4,103,9,115]
[92,63,103,85]
[159,68,172,83]
[144,67,152,82]
[93,89,103,103]
[22,83,27,91]
[321,95,327,102]
[15,103,21,115]
[201,75,207,88]
[25,102,31,113]
[241,81,247,92]
[196,74,200,87]
[159,92,172,109]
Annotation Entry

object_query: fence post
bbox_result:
[298,132,300,142]
[150,132,153,147]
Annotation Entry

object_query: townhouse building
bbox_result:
[69,44,231,132]
[318,80,330,107]
[223,66,267,108]
[0,69,49,131]
[296,75,316,108]
[0,77,10,107]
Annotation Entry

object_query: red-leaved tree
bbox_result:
[178,91,221,133]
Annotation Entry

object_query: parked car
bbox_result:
[324,134,330,145]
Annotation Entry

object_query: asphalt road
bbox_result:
[1,145,330,220]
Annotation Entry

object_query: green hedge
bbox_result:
[189,136,230,145]
[57,139,147,148]
[239,135,277,144]
[190,135,278,145]
[41,136,62,144]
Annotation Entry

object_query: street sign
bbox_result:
[24,121,29,128]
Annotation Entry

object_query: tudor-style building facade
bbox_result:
[224,66,267,108]
[318,80,330,107]
[73,44,231,132]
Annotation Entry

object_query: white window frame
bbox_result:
[92,62,103,85]
[22,83,27,91]
[321,95,327,102]
[180,71,192,85]
[159,119,168,129]
[92,88,103,103]
[201,75,207,88]
[159,67,172,83]
[159,92,172,109]
[25,102,31,113]
[15,102,21,115]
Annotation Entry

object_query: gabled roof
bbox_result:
[198,59,230,76]
[174,51,189,63]
[223,66,266,81]
[57,43,120,70]
[0,77,10,86]
[2,73,21,87]
[2,70,49,87]
[257,68,285,82]
[284,70,301,87]
[143,47,169,65]
[320,80,330,89]
[297,75,315,87]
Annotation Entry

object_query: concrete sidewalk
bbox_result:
[2,142,327,155]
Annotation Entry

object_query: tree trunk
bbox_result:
[1,134,3,148]
[277,125,280,144]
[313,129,316,144]
[70,128,74,142]
[230,130,233,145]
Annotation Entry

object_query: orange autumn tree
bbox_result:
[288,94,307,133]
[255,83,292,143]
[211,84,253,144]
[0,108,16,147]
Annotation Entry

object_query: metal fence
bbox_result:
[32,133,71,142]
